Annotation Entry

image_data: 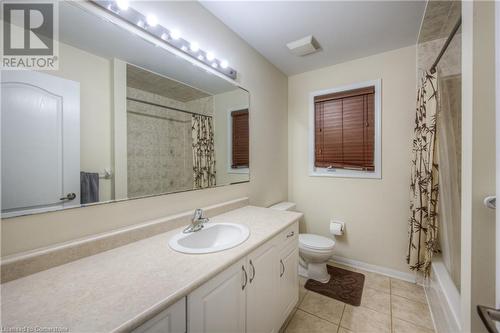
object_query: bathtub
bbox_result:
[424,256,461,333]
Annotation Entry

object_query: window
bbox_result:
[309,80,381,178]
[230,109,249,170]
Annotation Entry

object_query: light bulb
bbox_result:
[198,55,204,61]
[181,45,188,52]
[137,20,145,28]
[116,0,128,10]
[220,60,229,69]
[146,15,158,27]
[211,62,218,68]
[171,29,181,40]
[161,32,169,41]
[206,52,215,61]
[190,42,199,52]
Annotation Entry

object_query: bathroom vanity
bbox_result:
[1,206,301,332]
[0,1,300,332]
[135,217,299,333]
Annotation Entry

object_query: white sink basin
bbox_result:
[169,223,250,254]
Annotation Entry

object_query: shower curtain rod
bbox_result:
[429,17,462,74]
[127,97,212,117]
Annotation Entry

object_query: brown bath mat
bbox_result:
[304,265,365,306]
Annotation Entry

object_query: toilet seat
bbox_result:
[299,234,335,251]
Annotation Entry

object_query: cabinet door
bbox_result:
[132,298,186,333]
[277,244,299,327]
[188,258,246,333]
[246,240,278,333]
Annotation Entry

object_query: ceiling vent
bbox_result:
[286,35,320,57]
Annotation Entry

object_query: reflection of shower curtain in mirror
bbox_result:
[192,114,216,189]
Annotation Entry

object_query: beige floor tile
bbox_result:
[338,327,354,333]
[285,309,338,333]
[340,305,391,333]
[391,295,434,330]
[361,271,391,294]
[392,318,435,333]
[298,291,345,324]
[361,287,391,314]
[390,279,427,304]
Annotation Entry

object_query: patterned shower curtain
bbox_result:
[407,72,440,276]
[192,114,216,189]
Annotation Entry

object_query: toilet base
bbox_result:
[299,261,331,283]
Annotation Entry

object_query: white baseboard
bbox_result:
[329,255,418,283]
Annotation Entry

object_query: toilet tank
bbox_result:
[269,202,296,211]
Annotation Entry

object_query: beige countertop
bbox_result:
[0,206,302,332]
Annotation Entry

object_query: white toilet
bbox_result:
[270,202,336,283]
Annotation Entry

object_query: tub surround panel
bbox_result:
[1,198,249,283]
[1,206,302,332]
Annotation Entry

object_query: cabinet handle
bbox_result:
[280,259,285,277]
[286,231,295,238]
[59,193,76,201]
[242,265,248,290]
[249,260,255,283]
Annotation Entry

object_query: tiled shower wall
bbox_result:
[126,87,214,198]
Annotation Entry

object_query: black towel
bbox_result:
[80,172,99,204]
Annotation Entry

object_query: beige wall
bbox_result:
[214,89,250,185]
[461,1,496,332]
[288,46,416,273]
[43,42,114,202]
[1,1,288,256]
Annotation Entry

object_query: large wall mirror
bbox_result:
[1,1,249,218]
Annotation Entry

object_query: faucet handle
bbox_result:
[193,208,203,221]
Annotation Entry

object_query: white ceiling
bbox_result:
[201,1,426,76]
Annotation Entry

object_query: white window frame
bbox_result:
[308,79,382,179]
[227,109,249,174]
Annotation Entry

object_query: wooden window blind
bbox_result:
[231,109,249,168]
[314,86,375,171]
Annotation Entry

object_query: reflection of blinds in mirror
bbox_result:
[231,110,249,168]
[314,87,374,171]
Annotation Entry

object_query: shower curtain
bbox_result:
[192,114,216,189]
[407,71,439,276]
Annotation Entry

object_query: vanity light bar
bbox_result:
[92,0,237,80]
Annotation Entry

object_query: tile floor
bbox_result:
[283,264,435,333]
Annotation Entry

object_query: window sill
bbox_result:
[309,167,381,179]
[228,168,249,175]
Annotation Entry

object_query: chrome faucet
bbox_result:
[183,208,209,233]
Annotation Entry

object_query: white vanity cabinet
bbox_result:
[132,298,186,333]
[246,240,279,333]
[277,243,299,328]
[188,258,247,333]
[188,221,299,333]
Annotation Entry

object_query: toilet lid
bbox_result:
[299,234,335,250]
